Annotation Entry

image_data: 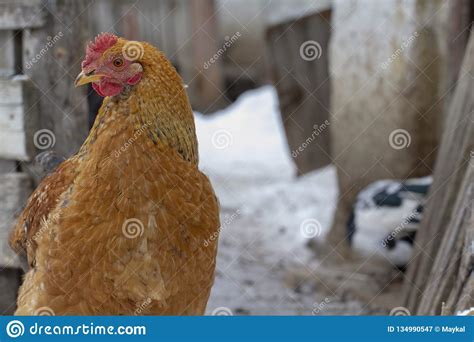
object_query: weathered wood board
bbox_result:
[0,0,92,314]
[0,268,22,314]
[416,164,473,315]
[189,0,224,112]
[0,30,15,77]
[0,77,39,161]
[0,172,30,314]
[0,172,32,269]
[88,0,224,113]
[0,159,16,173]
[22,0,92,159]
[266,9,332,175]
[446,0,474,105]
[0,0,45,30]
[403,32,474,315]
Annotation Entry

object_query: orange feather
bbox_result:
[10,37,220,315]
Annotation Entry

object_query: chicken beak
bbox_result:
[74,71,105,87]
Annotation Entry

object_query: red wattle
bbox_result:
[92,83,105,97]
[126,73,142,85]
[92,81,123,97]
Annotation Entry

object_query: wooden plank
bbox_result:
[416,164,473,314]
[0,31,15,78]
[452,274,473,314]
[174,0,194,82]
[0,268,22,314]
[265,1,331,26]
[0,131,29,161]
[0,172,31,212]
[22,0,91,160]
[88,0,116,35]
[446,0,474,106]
[0,159,16,173]
[403,32,474,314]
[190,0,224,112]
[120,3,139,41]
[0,77,39,161]
[159,1,179,62]
[0,1,45,30]
[0,172,32,269]
[0,78,23,104]
[266,10,332,175]
[0,104,24,131]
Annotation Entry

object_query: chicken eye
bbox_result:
[113,58,124,68]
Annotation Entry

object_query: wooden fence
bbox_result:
[265,9,332,175]
[88,0,224,112]
[0,0,92,314]
[403,31,474,316]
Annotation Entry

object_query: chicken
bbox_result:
[9,33,220,315]
[348,176,431,269]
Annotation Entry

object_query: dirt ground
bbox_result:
[195,87,403,316]
[204,166,403,316]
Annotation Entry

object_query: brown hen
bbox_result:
[10,33,220,315]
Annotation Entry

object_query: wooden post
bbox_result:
[0,30,15,78]
[326,1,445,255]
[22,0,92,160]
[86,0,222,112]
[266,9,332,175]
[446,0,473,104]
[0,0,40,315]
[0,0,92,314]
[403,31,474,315]
[189,0,225,113]
[0,77,39,161]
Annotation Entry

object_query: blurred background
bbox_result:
[0,0,472,316]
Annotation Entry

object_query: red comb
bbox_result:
[82,32,118,68]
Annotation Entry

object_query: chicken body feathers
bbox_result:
[11,39,220,315]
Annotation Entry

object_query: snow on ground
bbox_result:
[195,86,339,315]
